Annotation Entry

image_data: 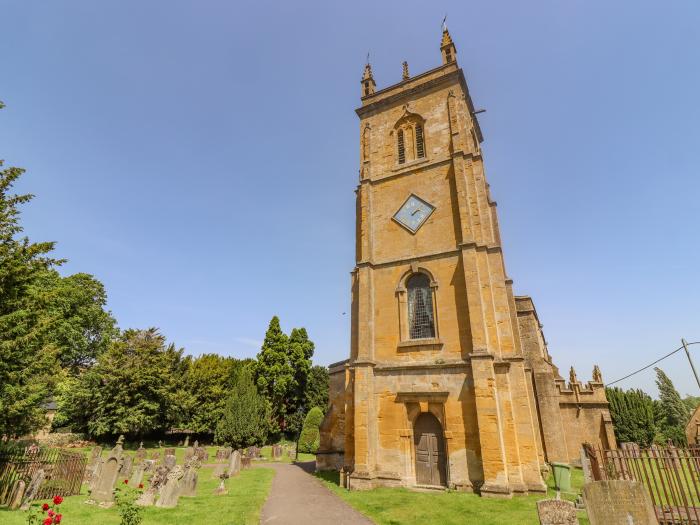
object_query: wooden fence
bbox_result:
[585,443,700,524]
[0,445,86,505]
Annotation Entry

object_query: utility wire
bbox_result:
[605,341,700,386]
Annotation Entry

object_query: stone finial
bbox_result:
[402,61,409,80]
[569,366,578,386]
[361,62,376,97]
[592,365,603,383]
[440,27,457,65]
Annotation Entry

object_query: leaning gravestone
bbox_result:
[536,499,577,525]
[8,480,25,510]
[180,458,200,497]
[142,459,156,474]
[20,469,45,511]
[135,465,169,507]
[155,465,184,508]
[583,480,657,525]
[119,454,133,479]
[228,450,241,477]
[91,435,125,506]
[85,446,102,481]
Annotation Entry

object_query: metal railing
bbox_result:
[0,445,86,505]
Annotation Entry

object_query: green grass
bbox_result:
[314,469,590,525]
[257,444,316,464]
[0,462,274,525]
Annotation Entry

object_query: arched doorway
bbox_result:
[413,412,447,486]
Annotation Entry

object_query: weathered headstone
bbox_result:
[164,447,176,457]
[213,461,227,479]
[228,450,241,477]
[119,454,133,479]
[164,454,177,469]
[193,440,199,449]
[85,446,102,481]
[155,465,184,508]
[184,446,195,461]
[180,458,200,497]
[241,457,251,469]
[88,459,103,493]
[20,469,45,511]
[135,442,146,463]
[131,462,146,487]
[135,465,169,507]
[151,450,161,461]
[580,447,592,484]
[195,446,208,462]
[215,448,231,460]
[142,459,156,474]
[8,480,25,510]
[183,435,190,448]
[536,499,577,525]
[583,480,657,525]
[91,435,125,506]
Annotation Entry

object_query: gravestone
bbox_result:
[135,443,146,463]
[20,469,45,511]
[91,435,125,505]
[180,458,200,497]
[164,447,176,457]
[536,499,577,525]
[119,454,133,479]
[151,451,161,461]
[213,479,228,495]
[215,448,231,461]
[213,461,227,479]
[164,454,177,469]
[135,465,169,507]
[241,457,251,469]
[142,459,156,473]
[183,435,190,447]
[8,480,25,510]
[85,446,102,481]
[155,465,184,508]
[580,447,592,484]
[193,440,199,449]
[195,446,208,462]
[583,480,657,525]
[88,459,103,493]
[228,450,241,477]
[131,462,146,487]
[184,446,195,461]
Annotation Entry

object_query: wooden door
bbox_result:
[413,413,446,486]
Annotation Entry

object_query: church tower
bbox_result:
[317,27,615,495]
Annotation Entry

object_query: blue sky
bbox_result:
[1,1,698,396]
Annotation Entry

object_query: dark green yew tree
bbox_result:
[215,367,269,448]
[298,406,323,453]
[606,387,657,447]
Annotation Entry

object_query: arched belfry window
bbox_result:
[407,273,435,339]
[394,108,426,165]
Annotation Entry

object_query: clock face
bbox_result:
[393,194,435,233]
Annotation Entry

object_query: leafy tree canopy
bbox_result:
[215,367,269,448]
[654,367,691,445]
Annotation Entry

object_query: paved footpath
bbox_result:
[259,461,375,525]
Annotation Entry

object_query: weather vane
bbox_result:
[442,14,448,32]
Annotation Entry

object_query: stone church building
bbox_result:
[316,28,616,496]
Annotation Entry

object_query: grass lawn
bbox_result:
[0,446,274,525]
[315,468,590,525]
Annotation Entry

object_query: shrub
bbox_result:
[298,407,323,454]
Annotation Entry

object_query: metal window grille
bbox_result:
[407,274,435,339]
[416,124,425,158]
[397,129,406,164]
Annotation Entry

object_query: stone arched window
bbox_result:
[407,273,435,339]
[394,108,426,165]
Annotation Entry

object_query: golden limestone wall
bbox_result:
[317,28,614,496]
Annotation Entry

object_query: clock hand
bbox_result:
[411,208,421,216]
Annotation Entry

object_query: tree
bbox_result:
[655,367,690,445]
[606,387,657,446]
[57,328,186,438]
[215,367,268,448]
[253,316,292,434]
[27,270,117,372]
[298,406,323,453]
[0,151,63,436]
[180,354,237,434]
[306,365,329,414]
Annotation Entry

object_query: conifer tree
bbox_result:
[298,406,323,453]
[606,387,657,446]
[654,367,690,445]
[254,316,292,433]
[215,367,268,448]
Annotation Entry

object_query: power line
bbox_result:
[605,341,700,386]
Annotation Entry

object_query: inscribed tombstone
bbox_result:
[20,469,45,511]
[583,480,657,525]
[155,465,184,508]
[91,436,125,505]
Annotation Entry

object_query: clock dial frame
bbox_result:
[392,194,436,234]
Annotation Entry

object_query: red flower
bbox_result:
[53,514,62,524]
[43,518,53,525]
[123,479,128,484]
[52,495,63,505]
[48,509,55,518]
[42,503,49,511]
[138,483,144,489]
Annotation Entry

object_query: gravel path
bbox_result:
[259,461,375,525]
